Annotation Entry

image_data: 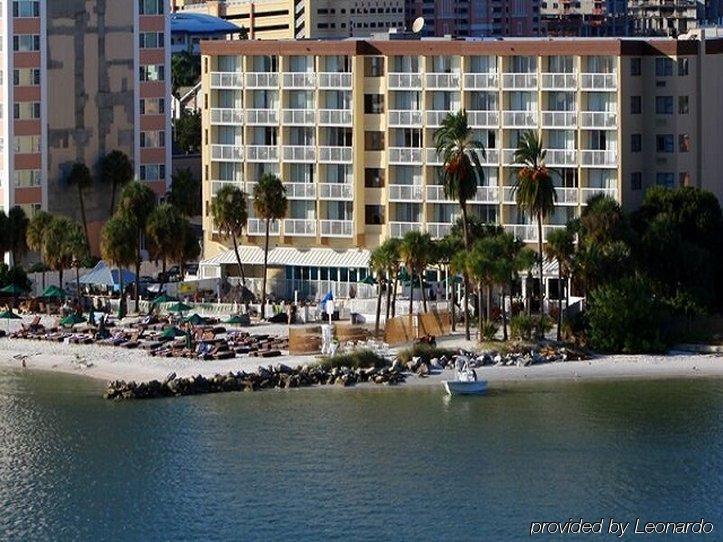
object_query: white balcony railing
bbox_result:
[582,187,618,202]
[541,111,577,128]
[388,73,423,90]
[210,144,243,161]
[463,72,499,90]
[502,111,538,128]
[282,72,316,88]
[580,150,618,168]
[245,145,279,162]
[318,109,353,126]
[211,180,244,196]
[247,218,280,236]
[284,182,317,199]
[425,148,442,165]
[245,109,278,125]
[540,73,577,90]
[468,110,500,128]
[318,183,353,200]
[425,72,461,89]
[389,184,423,202]
[580,111,618,129]
[284,218,317,236]
[390,221,422,238]
[470,185,499,203]
[210,72,243,89]
[502,73,538,89]
[580,73,617,91]
[210,108,244,125]
[318,72,352,89]
[426,185,447,202]
[502,149,518,166]
[427,222,452,239]
[504,224,566,242]
[388,110,423,127]
[320,220,353,237]
[282,145,316,162]
[281,108,316,125]
[388,147,423,165]
[426,110,455,127]
[318,146,353,163]
[245,72,279,88]
[545,149,578,167]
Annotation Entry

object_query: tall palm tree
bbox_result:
[383,238,401,319]
[495,232,534,341]
[8,206,29,265]
[513,130,557,329]
[399,230,433,316]
[100,150,134,216]
[44,217,84,291]
[545,227,576,342]
[211,185,249,289]
[146,203,185,292]
[101,214,137,308]
[370,244,389,335]
[26,211,53,289]
[66,162,93,248]
[434,110,486,341]
[253,173,288,319]
[118,181,157,312]
[0,211,9,261]
[180,220,201,278]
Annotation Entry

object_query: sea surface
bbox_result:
[0,370,721,541]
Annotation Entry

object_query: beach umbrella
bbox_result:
[39,285,66,300]
[0,284,29,296]
[359,275,376,285]
[161,326,185,339]
[152,292,178,304]
[183,313,206,326]
[0,309,21,332]
[224,314,246,325]
[168,302,192,313]
[61,313,87,327]
[397,268,410,282]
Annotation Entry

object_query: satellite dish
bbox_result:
[412,17,425,34]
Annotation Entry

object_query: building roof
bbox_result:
[171,12,241,36]
[201,246,372,269]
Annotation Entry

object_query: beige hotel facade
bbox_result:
[198,33,723,296]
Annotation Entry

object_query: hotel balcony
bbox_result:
[210,72,243,89]
[388,184,423,202]
[281,109,316,126]
[580,150,618,168]
[502,149,522,166]
[469,185,499,204]
[427,222,452,239]
[541,111,577,129]
[502,111,538,129]
[556,187,580,205]
[545,149,578,167]
[388,110,423,128]
[245,72,279,88]
[502,73,538,90]
[502,186,516,204]
[210,144,243,161]
[389,221,422,238]
[245,109,279,125]
[425,148,443,166]
[282,72,316,89]
[425,72,461,89]
[211,179,243,196]
[463,72,499,90]
[467,110,500,128]
[426,147,499,166]
[388,147,423,165]
[318,183,353,200]
[318,109,353,126]
[317,72,352,89]
[210,108,244,125]
[247,218,280,236]
[580,111,618,129]
[580,73,617,91]
[425,110,455,127]
[245,145,279,162]
[504,224,566,242]
[582,187,618,202]
[387,73,423,90]
[284,182,317,199]
[284,218,317,237]
[540,73,577,90]
[282,145,316,163]
[320,219,353,238]
[318,146,353,163]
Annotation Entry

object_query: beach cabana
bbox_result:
[168,302,192,314]
[79,261,135,291]
[183,313,206,326]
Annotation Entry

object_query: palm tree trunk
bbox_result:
[536,212,545,338]
[75,266,81,303]
[391,273,398,318]
[158,258,167,294]
[59,267,64,292]
[134,230,141,313]
[557,266,563,342]
[487,283,492,322]
[42,270,46,290]
[502,287,508,341]
[78,186,90,249]
[385,271,392,321]
[450,268,456,332]
[421,274,428,313]
[460,202,471,341]
[260,218,271,320]
[231,234,246,291]
[477,281,483,340]
[109,182,117,217]
[374,275,383,336]
[409,272,414,317]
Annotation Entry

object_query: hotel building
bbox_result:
[198,34,723,295]
[0,0,171,253]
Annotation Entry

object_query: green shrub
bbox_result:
[317,350,388,370]
[480,320,499,341]
[510,314,553,341]
[396,344,457,365]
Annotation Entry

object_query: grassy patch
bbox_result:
[316,350,389,370]
[396,344,458,365]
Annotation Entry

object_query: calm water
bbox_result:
[0,370,721,541]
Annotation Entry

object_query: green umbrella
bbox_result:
[224,314,246,325]
[397,268,411,282]
[183,313,206,326]
[61,313,87,327]
[161,326,185,339]
[0,284,29,296]
[0,310,21,320]
[152,292,178,304]
[167,302,192,313]
[39,285,66,299]
[359,275,377,285]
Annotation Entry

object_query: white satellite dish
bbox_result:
[412,17,425,34]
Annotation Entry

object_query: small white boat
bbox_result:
[442,365,488,396]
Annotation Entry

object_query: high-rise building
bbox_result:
[542,0,629,37]
[0,0,171,253]
[173,0,406,40]
[198,33,723,297]
[628,0,698,37]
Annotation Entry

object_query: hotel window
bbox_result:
[678,96,689,114]
[630,96,641,114]
[13,68,40,86]
[678,58,689,76]
[13,135,40,153]
[631,172,642,191]
[679,133,690,153]
[364,57,384,77]
[631,134,642,153]
[139,0,164,15]
[140,164,166,181]
[139,32,164,49]
[655,57,673,77]
[655,96,673,115]
[364,131,384,151]
[13,1,39,17]
[13,169,41,187]
[656,134,673,153]
[13,102,40,119]
[630,57,641,76]
[365,205,385,225]
[364,168,385,187]
[12,34,40,52]
[140,65,165,82]
[656,172,674,187]
[140,97,165,115]
[364,94,384,114]
[140,130,165,148]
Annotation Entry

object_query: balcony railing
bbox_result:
[282,72,316,88]
[284,219,317,236]
[389,184,423,202]
[580,150,618,167]
[390,221,422,238]
[281,108,316,125]
[502,73,538,89]
[580,111,618,129]
[426,185,447,202]
[556,187,579,205]
[210,72,243,89]
[245,109,278,125]
[540,73,577,90]
[247,218,280,236]
[211,144,243,161]
[282,145,316,163]
[504,224,566,242]
[463,72,499,90]
[388,110,423,127]
[580,73,617,91]
[425,72,461,89]
[245,72,279,88]
[582,187,618,202]
[545,149,578,167]
[284,182,317,199]
[211,180,243,196]
[470,185,499,204]
[427,222,452,239]
[425,148,442,166]
[502,110,538,128]
[320,220,353,237]
[318,109,353,126]
[318,146,353,163]
[210,108,244,125]
[245,145,279,162]
[467,110,500,128]
[388,73,423,90]
[388,147,423,165]
[318,72,352,89]
[502,149,518,166]
[318,183,353,200]
[426,110,455,127]
[541,111,577,128]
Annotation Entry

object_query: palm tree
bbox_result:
[100,215,137,307]
[253,173,288,319]
[67,225,89,299]
[545,227,575,342]
[44,217,84,291]
[211,184,249,288]
[495,232,533,341]
[8,206,29,265]
[118,181,157,312]
[399,230,433,316]
[513,130,557,330]
[100,150,134,216]
[369,245,388,335]
[0,211,9,261]
[434,110,486,341]
[66,162,93,248]
[146,203,185,292]
[168,168,201,217]
[26,211,53,289]
[383,238,401,319]
[180,220,201,278]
